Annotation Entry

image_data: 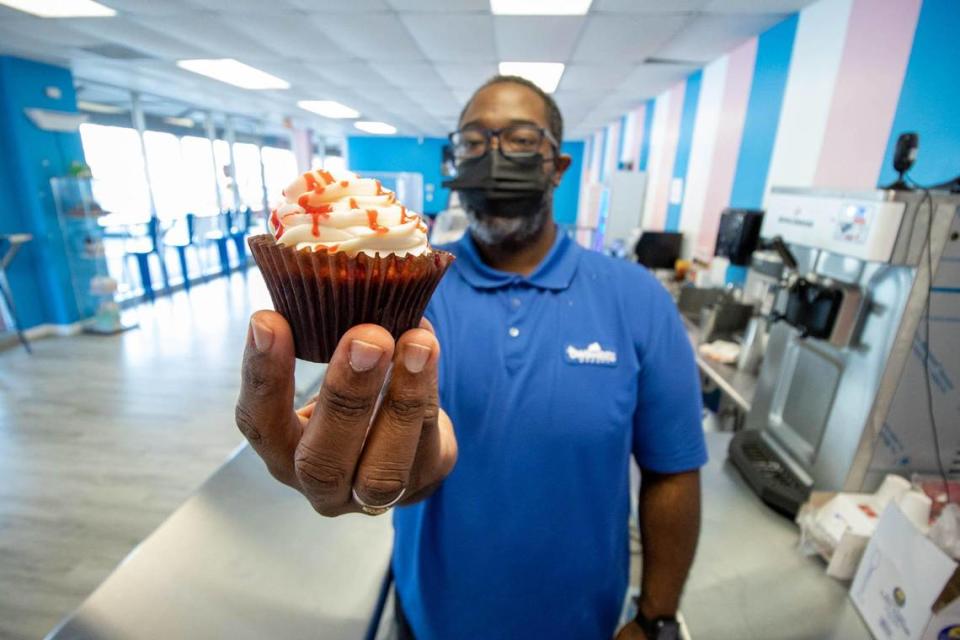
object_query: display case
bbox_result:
[50,176,135,334]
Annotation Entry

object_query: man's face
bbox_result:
[457,82,570,247]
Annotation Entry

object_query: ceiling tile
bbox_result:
[450,86,476,105]
[655,12,786,62]
[0,17,104,49]
[81,0,199,16]
[704,0,816,13]
[557,64,629,91]
[592,0,711,12]
[313,61,392,87]
[399,14,496,63]
[434,62,498,90]
[178,0,288,12]
[307,13,427,62]
[493,16,586,62]
[386,0,488,9]
[285,0,392,11]
[368,62,448,89]
[131,13,271,60]
[220,15,355,61]
[613,61,697,99]
[404,87,461,114]
[65,16,212,60]
[571,13,692,63]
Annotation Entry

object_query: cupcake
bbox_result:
[248,169,454,363]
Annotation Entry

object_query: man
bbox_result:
[236,76,707,639]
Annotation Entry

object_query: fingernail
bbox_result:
[403,344,431,374]
[350,340,383,372]
[251,317,274,353]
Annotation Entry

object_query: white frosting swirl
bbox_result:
[268,169,429,257]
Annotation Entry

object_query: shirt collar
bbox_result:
[452,227,581,291]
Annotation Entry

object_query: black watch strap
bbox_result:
[634,606,680,640]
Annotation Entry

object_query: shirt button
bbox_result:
[508,327,520,338]
[511,297,521,308]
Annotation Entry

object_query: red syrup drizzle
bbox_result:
[270,210,285,239]
[366,209,388,234]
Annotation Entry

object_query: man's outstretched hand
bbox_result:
[235,310,457,516]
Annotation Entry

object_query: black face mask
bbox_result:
[442,151,551,218]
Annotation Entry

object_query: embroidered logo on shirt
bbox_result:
[564,342,617,366]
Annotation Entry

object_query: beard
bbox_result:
[464,187,554,248]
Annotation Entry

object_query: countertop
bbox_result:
[683,316,759,412]
[47,436,868,640]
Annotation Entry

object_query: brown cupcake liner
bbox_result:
[248,234,454,363]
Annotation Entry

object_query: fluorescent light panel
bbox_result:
[176,59,289,90]
[77,100,124,114]
[498,62,565,93]
[298,100,359,119]
[490,0,591,15]
[0,0,116,17]
[164,116,195,128]
[354,121,397,135]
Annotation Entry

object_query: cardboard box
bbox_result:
[850,504,960,640]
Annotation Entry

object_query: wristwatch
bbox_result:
[634,606,680,640]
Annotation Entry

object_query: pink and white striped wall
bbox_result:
[581,0,924,259]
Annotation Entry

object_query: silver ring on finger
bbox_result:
[352,487,406,516]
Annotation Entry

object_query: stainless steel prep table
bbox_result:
[683,316,758,413]
[47,436,869,639]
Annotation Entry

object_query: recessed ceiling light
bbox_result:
[490,0,591,15]
[354,121,397,135]
[498,62,565,93]
[0,0,116,17]
[176,59,289,90]
[298,100,360,119]
[164,116,195,128]
[77,100,124,114]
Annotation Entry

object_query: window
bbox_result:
[213,139,237,212]
[79,123,151,224]
[180,136,220,217]
[142,131,187,221]
[233,142,265,213]
[261,146,297,206]
[323,154,347,175]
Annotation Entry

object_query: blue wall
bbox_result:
[347,136,451,215]
[555,141,584,226]
[665,70,703,231]
[878,0,960,188]
[728,14,798,209]
[0,56,86,329]
[347,135,584,225]
[638,99,655,172]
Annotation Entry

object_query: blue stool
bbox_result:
[202,212,233,276]
[125,217,170,302]
[229,207,253,268]
[164,213,197,292]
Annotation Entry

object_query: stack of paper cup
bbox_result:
[898,491,933,529]
[875,475,911,509]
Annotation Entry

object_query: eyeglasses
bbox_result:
[449,124,558,161]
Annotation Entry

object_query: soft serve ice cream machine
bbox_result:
[729,187,960,515]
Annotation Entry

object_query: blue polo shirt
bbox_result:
[392,229,707,639]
